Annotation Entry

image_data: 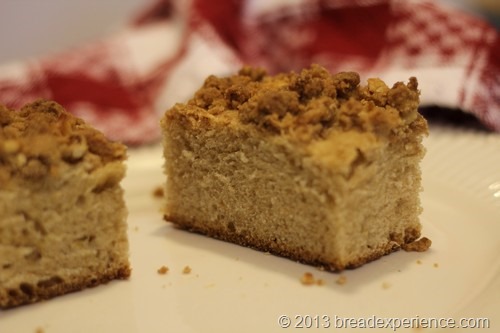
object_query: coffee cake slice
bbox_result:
[0,100,130,308]
[161,64,429,271]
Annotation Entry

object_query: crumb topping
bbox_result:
[186,64,426,142]
[0,100,126,182]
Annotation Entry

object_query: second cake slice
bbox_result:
[161,65,429,271]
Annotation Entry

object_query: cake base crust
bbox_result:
[166,214,421,271]
[2,267,130,309]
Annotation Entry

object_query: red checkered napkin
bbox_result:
[0,0,498,145]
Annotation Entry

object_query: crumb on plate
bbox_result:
[300,272,324,286]
[402,237,432,252]
[157,266,169,275]
[153,186,164,198]
[301,272,315,285]
[182,265,192,274]
[335,275,347,285]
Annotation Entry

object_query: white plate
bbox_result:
[2,124,499,333]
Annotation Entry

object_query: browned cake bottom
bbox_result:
[166,215,421,271]
[3,268,130,309]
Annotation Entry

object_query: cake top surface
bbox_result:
[0,100,126,182]
[179,64,427,143]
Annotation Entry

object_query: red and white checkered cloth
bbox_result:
[0,0,499,145]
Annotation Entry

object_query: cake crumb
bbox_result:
[152,186,164,198]
[300,272,327,286]
[335,275,347,285]
[402,237,432,252]
[416,259,422,265]
[182,266,192,274]
[157,266,169,275]
[382,282,392,289]
[301,272,316,285]
[35,328,44,333]
[433,262,439,268]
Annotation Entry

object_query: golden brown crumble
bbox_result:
[300,272,316,285]
[152,186,164,198]
[186,64,424,142]
[0,100,126,182]
[157,266,169,275]
[299,272,325,286]
[335,275,347,285]
[182,266,192,274]
[402,237,432,252]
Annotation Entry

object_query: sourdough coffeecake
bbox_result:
[0,100,130,308]
[161,64,429,271]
